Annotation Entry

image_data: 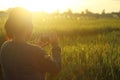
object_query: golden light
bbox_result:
[1,0,85,13]
[1,0,120,13]
[5,0,84,13]
[19,0,75,13]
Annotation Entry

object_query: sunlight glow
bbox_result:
[17,0,84,13]
[0,0,120,13]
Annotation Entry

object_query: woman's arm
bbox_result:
[39,33,62,74]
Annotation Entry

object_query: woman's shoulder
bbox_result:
[27,43,46,54]
[1,41,11,49]
[27,43,42,49]
[0,41,12,54]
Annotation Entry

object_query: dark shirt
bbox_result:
[0,41,61,80]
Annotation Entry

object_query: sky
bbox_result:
[0,0,120,13]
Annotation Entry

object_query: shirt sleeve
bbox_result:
[52,45,62,69]
[36,45,61,74]
[0,48,2,64]
[0,41,9,64]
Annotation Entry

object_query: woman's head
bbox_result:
[5,7,33,40]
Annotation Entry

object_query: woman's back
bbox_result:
[0,7,61,80]
[0,41,59,80]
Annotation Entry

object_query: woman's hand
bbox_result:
[36,32,59,47]
[49,32,58,47]
[36,41,49,47]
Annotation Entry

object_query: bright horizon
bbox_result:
[0,0,120,13]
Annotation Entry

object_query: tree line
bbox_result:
[0,8,120,18]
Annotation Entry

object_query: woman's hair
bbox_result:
[5,7,33,39]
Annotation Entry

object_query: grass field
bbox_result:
[0,15,120,80]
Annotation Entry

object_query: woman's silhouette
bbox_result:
[0,7,61,80]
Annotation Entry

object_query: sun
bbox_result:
[1,0,85,13]
[20,0,72,13]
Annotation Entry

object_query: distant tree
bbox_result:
[81,11,85,15]
[101,9,106,15]
[85,9,89,14]
[85,9,93,15]
[118,10,120,13]
[68,9,72,14]
[64,9,72,15]
[63,9,73,16]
